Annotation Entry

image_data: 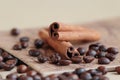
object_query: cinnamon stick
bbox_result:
[39,29,80,59]
[52,30,100,41]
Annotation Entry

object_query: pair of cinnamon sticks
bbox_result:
[39,22,100,59]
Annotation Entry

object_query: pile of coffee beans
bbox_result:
[0,48,23,71]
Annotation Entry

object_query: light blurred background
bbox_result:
[0,0,120,30]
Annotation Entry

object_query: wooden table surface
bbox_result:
[0,18,120,80]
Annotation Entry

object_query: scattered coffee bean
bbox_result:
[87,69,99,76]
[96,52,106,58]
[21,42,29,49]
[6,73,18,80]
[11,28,20,36]
[77,47,86,56]
[34,39,44,48]
[74,68,86,76]
[71,56,82,64]
[17,64,28,73]
[59,60,72,66]
[27,70,37,77]
[20,37,29,42]
[86,49,97,57]
[105,53,116,61]
[83,56,95,63]
[29,49,40,57]
[115,66,120,74]
[98,57,111,64]
[89,43,101,51]
[107,47,119,54]
[37,55,48,63]
[51,53,61,64]
[97,66,107,75]
[99,45,107,52]
[80,72,92,80]
[13,44,22,50]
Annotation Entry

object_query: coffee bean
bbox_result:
[19,76,33,80]
[80,72,92,80]
[13,44,22,50]
[20,37,29,42]
[17,75,26,80]
[96,52,106,58]
[27,70,37,77]
[51,53,61,64]
[77,47,86,56]
[11,28,20,36]
[99,76,109,80]
[115,66,120,74]
[33,75,42,80]
[29,49,40,57]
[21,42,29,49]
[83,56,95,63]
[6,73,18,80]
[67,74,79,80]
[71,56,82,64]
[105,53,116,61]
[0,56,3,62]
[74,68,86,76]
[98,57,111,64]
[89,43,101,51]
[2,52,14,62]
[87,69,98,76]
[97,66,107,75]
[34,39,44,48]
[0,62,5,69]
[17,64,28,73]
[99,45,107,52]
[107,47,119,54]
[86,49,97,57]
[92,75,100,80]
[59,60,72,66]
[37,55,48,63]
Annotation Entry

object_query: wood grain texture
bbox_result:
[0,18,120,76]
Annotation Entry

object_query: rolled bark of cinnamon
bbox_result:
[49,22,89,36]
[39,29,80,59]
[52,30,100,41]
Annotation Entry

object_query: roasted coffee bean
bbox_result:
[105,53,116,61]
[89,43,101,51]
[27,70,37,77]
[6,73,18,80]
[59,60,72,66]
[18,75,33,80]
[86,49,97,57]
[20,37,29,42]
[107,47,119,54]
[74,68,86,76]
[79,72,92,80]
[13,44,22,50]
[37,55,48,63]
[99,45,107,52]
[115,66,120,74]
[67,74,79,80]
[0,48,3,55]
[83,56,95,63]
[87,69,99,76]
[0,56,3,62]
[21,42,29,49]
[29,49,40,57]
[11,28,20,36]
[2,52,14,62]
[17,64,28,73]
[77,47,86,56]
[96,52,106,58]
[34,39,44,48]
[97,66,107,75]
[57,74,68,80]
[71,56,82,64]
[33,75,42,80]
[51,53,61,64]
[0,62,5,69]
[92,75,101,80]
[98,57,111,64]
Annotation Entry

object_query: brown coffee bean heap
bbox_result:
[0,48,26,71]
[76,43,119,65]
